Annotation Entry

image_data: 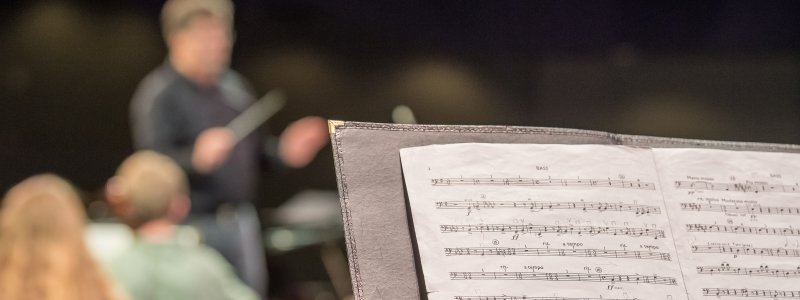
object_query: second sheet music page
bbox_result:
[399,144,800,300]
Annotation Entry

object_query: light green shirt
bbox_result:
[107,228,258,300]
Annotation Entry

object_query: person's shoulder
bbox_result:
[130,64,187,123]
[166,227,229,268]
[105,245,150,279]
[171,242,239,283]
[190,243,234,268]
[138,64,180,91]
[188,243,259,300]
[132,63,183,105]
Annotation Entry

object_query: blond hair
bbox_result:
[161,0,234,39]
[107,151,189,228]
[0,174,120,300]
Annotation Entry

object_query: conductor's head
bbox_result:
[162,0,234,86]
[106,151,190,230]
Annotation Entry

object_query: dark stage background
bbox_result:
[1,0,800,297]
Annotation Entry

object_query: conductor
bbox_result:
[129,0,329,297]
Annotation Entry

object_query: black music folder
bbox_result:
[329,121,800,300]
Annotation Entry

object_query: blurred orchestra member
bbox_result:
[105,150,258,300]
[0,174,122,300]
[129,0,328,295]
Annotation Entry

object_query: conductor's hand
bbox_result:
[279,116,329,168]
[192,127,235,174]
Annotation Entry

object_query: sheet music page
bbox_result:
[653,148,800,299]
[400,144,687,300]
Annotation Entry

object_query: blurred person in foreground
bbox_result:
[0,174,122,300]
[130,0,329,295]
[105,150,258,300]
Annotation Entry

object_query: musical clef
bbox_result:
[701,288,800,298]
[453,297,640,300]
[431,177,656,190]
[440,224,666,239]
[675,180,800,194]
[443,246,671,261]
[680,203,800,216]
[686,224,800,237]
[691,244,800,258]
[435,200,661,215]
[696,264,800,278]
[449,271,677,285]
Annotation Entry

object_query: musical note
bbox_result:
[444,247,671,261]
[431,177,656,190]
[696,263,800,278]
[691,244,800,258]
[701,288,800,298]
[449,271,677,285]
[453,297,639,300]
[441,224,666,239]
[436,200,660,215]
[680,203,800,216]
[402,144,729,299]
[686,224,800,236]
[675,180,799,194]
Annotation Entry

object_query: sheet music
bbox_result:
[400,144,687,300]
[653,148,800,299]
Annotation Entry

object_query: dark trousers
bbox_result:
[187,203,267,299]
